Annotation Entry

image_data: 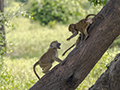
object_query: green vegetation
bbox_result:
[88,0,108,6]
[27,0,102,25]
[1,0,120,90]
[1,17,120,90]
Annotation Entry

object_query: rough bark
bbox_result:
[89,53,120,90]
[29,0,120,90]
[0,0,6,51]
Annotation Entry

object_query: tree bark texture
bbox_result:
[0,0,4,12]
[29,0,120,90]
[0,0,6,49]
[89,53,120,90]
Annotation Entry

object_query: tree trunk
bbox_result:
[29,0,120,90]
[89,53,120,90]
[0,0,6,54]
[0,0,4,13]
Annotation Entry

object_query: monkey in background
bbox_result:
[33,41,63,80]
[67,14,104,41]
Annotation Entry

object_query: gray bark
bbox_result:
[89,53,120,90]
[0,0,4,12]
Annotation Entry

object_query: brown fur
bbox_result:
[33,41,62,80]
[67,14,104,41]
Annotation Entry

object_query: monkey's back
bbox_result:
[76,19,89,32]
[39,48,57,64]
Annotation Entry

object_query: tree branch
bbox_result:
[89,53,120,90]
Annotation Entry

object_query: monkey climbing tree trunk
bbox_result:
[0,0,6,54]
[29,0,120,90]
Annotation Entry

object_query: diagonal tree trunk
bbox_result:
[89,53,120,90]
[29,0,120,90]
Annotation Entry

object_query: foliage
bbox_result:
[0,57,38,90]
[28,0,79,25]
[88,0,109,6]
[28,0,102,25]
[0,68,14,90]
[15,0,28,3]
[110,36,120,48]
[1,3,33,29]
[0,2,33,74]
[0,33,6,73]
[0,56,4,73]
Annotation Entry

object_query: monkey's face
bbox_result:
[50,41,61,49]
[69,24,76,34]
[57,42,61,49]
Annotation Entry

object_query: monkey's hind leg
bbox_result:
[76,34,81,46]
[43,64,52,73]
[83,28,89,40]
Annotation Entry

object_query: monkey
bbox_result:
[33,41,63,80]
[67,14,104,41]
[63,14,104,56]
[62,35,81,56]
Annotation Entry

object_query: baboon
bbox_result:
[33,41,62,80]
[67,14,104,41]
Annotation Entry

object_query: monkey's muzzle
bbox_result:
[57,43,61,49]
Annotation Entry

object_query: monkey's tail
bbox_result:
[85,14,96,19]
[62,44,75,56]
[86,14,104,20]
[33,61,40,80]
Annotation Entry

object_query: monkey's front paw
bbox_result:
[43,70,49,73]
[67,38,70,41]
[62,53,65,56]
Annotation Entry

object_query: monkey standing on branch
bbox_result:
[62,14,104,56]
[33,41,63,80]
[67,14,104,41]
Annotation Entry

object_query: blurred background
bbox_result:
[1,0,120,90]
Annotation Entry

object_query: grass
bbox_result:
[0,17,120,90]
[6,17,78,57]
[1,57,38,90]
[6,17,76,59]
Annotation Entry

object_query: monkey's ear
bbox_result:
[69,24,75,30]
